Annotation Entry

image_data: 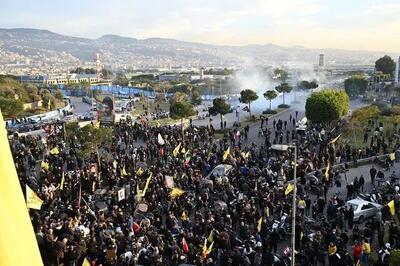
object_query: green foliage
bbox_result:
[263,90,278,110]
[305,89,349,123]
[210,98,231,128]
[169,101,196,119]
[54,90,64,101]
[170,92,190,104]
[239,89,259,104]
[66,123,113,158]
[350,105,380,123]
[344,76,368,97]
[210,98,231,116]
[275,83,293,105]
[298,80,319,90]
[375,55,396,76]
[42,94,55,109]
[113,73,130,86]
[278,104,290,109]
[70,67,96,74]
[191,88,202,106]
[0,97,23,118]
[240,89,258,117]
[389,249,400,266]
[101,69,113,79]
[273,68,289,81]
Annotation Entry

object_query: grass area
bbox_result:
[148,117,177,127]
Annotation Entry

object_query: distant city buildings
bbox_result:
[319,54,325,68]
[17,73,100,85]
[395,56,400,85]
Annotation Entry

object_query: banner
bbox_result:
[118,188,125,202]
[97,94,115,125]
[26,185,43,210]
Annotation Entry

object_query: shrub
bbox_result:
[263,109,278,114]
[278,104,290,109]
[350,105,380,123]
[305,89,349,123]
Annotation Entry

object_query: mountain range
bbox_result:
[0,28,394,72]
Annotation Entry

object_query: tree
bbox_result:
[305,89,349,123]
[375,55,396,76]
[263,90,278,110]
[344,76,368,97]
[54,90,64,101]
[275,83,292,106]
[169,100,196,137]
[209,98,231,129]
[298,80,319,90]
[191,88,202,106]
[273,68,288,81]
[170,92,190,104]
[0,97,23,118]
[239,89,258,118]
[169,101,195,119]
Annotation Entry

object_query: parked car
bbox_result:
[345,199,383,223]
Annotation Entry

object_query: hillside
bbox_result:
[0,28,392,73]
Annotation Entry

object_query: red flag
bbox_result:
[132,222,141,234]
[182,237,189,253]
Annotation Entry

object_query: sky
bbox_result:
[0,0,399,52]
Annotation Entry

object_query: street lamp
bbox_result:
[271,144,297,266]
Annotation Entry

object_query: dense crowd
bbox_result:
[9,112,400,266]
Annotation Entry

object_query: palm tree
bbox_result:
[263,90,278,110]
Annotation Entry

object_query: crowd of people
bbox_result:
[9,110,400,266]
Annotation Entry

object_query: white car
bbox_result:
[346,199,383,223]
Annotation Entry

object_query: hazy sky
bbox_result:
[0,0,399,52]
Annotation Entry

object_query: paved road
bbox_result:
[70,96,91,115]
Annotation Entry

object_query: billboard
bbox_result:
[97,94,115,125]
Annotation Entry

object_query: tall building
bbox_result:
[395,56,400,85]
[95,53,102,75]
[319,54,325,67]
[200,67,205,80]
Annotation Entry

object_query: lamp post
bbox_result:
[271,144,297,266]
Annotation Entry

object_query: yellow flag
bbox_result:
[48,98,51,110]
[390,153,396,161]
[208,231,214,243]
[325,163,330,178]
[201,238,208,257]
[135,167,143,176]
[121,165,128,176]
[223,147,230,161]
[170,187,185,199]
[184,149,190,158]
[257,217,263,232]
[0,112,42,265]
[41,161,49,171]
[141,173,153,197]
[82,257,91,266]
[181,211,189,221]
[388,200,395,216]
[181,147,186,154]
[206,241,214,255]
[285,183,294,195]
[26,185,43,210]
[94,121,100,129]
[136,184,142,201]
[173,143,181,157]
[183,121,189,131]
[113,160,118,169]
[60,172,65,190]
[156,121,161,128]
[50,146,59,155]
[329,134,341,144]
